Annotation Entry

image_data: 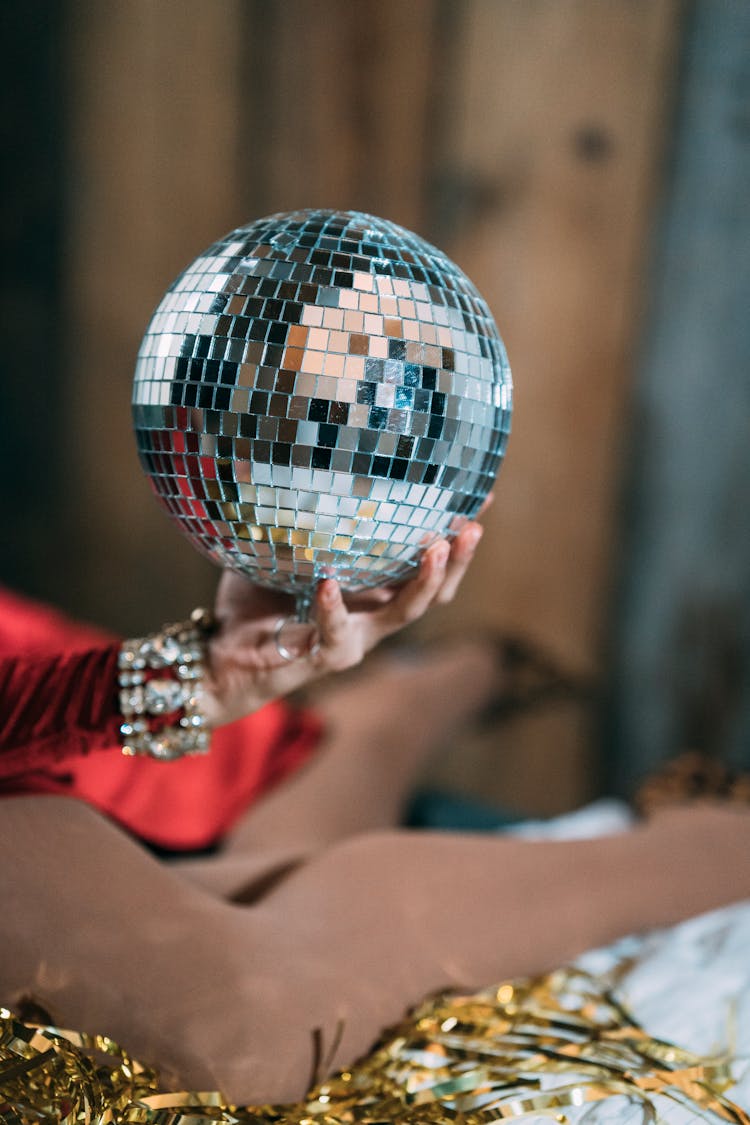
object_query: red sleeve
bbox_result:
[0,645,121,779]
[0,588,325,849]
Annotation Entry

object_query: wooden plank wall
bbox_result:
[418,1,680,811]
[51,0,679,812]
[61,1,246,627]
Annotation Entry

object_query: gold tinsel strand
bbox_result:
[1,967,748,1124]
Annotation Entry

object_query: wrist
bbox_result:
[197,637,265,728]
[193,645,230,728]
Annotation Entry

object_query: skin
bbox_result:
[3,501,749,1105]
[201,515,486,725]
[2,799,748,1105]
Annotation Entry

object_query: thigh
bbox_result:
[0,796,390,1104]
[262,806,750,1000]
[0,796,260,1091]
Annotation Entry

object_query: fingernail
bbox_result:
[320,580,338,606]
[430,542,450,566]
[466,525,484,550]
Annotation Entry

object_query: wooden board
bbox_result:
[430,0,679,662]
[63,0,246,630]
[58,0,679,811]
[422,0,680,812]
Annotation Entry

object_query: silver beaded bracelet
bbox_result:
[118,608,215,761]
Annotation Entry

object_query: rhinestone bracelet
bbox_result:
[118,608,216,761]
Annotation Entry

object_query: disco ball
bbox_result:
[133,209,512,616]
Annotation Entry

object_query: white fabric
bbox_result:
[507,797,634,840]
[575,900,750,1120]
[509,803,750,1120]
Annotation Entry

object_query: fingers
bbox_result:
[259,501,490,684]
[435,522,483,605]
[378,539,451,631]
[374,518,484,632]
[340,585,398,611]
[214,570,299,622]
[314,580,349,650]
[306,542,454,674]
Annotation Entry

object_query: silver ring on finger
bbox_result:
[273,615,301,662]
[273,615,321,662]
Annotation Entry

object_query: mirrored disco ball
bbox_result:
[133,209,512,613]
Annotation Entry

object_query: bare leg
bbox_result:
[1,794,749,1105]
[176,640,499,900]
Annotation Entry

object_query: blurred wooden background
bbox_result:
[3,0,748,815]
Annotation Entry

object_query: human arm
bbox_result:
[201,519,484,725]
[0,520,484,775]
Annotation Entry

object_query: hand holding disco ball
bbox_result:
[133,210,512,627]
[198,522,487,723]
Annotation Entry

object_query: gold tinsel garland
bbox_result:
[1,966,748,1124]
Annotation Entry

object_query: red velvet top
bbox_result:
[0,587,323,850]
